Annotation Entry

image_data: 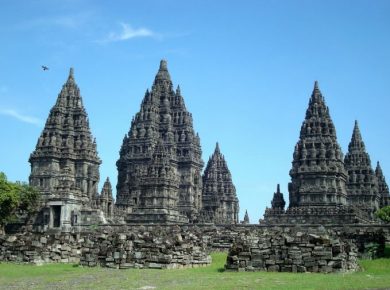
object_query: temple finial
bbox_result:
[68,67,74,81]
[351,120,363,146]
[311,80,322,98]
[159,59,168,71]
[277,184,280,193]
[215,142,220,153]
[154,59,172,84]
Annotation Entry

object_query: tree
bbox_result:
[375,206,390,223]
[0,172,39,232]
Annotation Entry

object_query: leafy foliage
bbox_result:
[0,172,39,227]
[375,206,390,223]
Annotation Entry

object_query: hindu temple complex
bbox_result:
[1,60,389,273]
[25,62,390,229]
[27,60,241,229]
[262,81,389,224]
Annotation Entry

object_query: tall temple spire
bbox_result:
[344,121,380,217]
[201,142,239,224]
[29,68,101,230]
[376,161,390,208]
[116,60,204,222]
[289,81,347,207]
[68,67,75,81]
[98,177,114,218]
[215,142,220,154]
[349,120,365,151]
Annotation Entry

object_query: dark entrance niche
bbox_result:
[52,205,61,227]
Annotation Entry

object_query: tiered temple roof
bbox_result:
[116,60,204,222]
[98,177,114,218]
[271,184,286,210]
[29,68,101,230]
[201,143,239,224]
[288,81,348,207]
[29,68,101,202]
[344,121,380,216]
[376,162,390,208]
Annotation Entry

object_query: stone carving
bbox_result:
[200,142,239,224]
[97,177,114,218]
[242,210,250,224]
[116,60,204,222]
[271,184,285,210]
[263,82,374,225]
[376,161,390,208]
[288,81,348,208]
[126,140,188,223]
[344,121,381,217]
[29,68,102,231]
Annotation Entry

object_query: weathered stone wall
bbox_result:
[225,228,359,273]
[0,226,211,269]
[1,224,388,271]
[262,206,373,225]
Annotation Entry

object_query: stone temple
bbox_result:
[116,60,205,223]
[3,61,387,274]
[344,121,381,218]
[26,62,390,230]
[262,81,389,224]
[29,68,112,231]
[200,143,239,223]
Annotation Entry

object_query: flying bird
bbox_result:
[41,65,49,71]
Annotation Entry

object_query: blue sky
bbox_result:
[1,0,390,222]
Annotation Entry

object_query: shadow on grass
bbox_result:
[217,267,225,273]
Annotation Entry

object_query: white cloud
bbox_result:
[103,23,157,42]
[16,12,92,30]
[0,109,43,126]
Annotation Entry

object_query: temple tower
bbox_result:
[127,140,188,223]
[29,68,101,230]
[98,177,114,218]
[201,143,239,224]
[271,184,286,210]
[376,161,390,208]
[344,121,380,217]
[116,60,204,222]
[242,210,250,224]
[288,81,348,208]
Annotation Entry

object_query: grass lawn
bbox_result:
[0,252,390,290]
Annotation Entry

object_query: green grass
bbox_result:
[1,253,390,290]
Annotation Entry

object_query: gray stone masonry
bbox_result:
[225,228,359,273]
[116,60,204,222]
[29,68,105,232]
[201,142,239,224]
[344,121,381,218]
[376,161,390,208]
[1,224,388,271]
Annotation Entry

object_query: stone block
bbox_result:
[6,236,17,243]
[148,263,163,269]
[267,265,280,272]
